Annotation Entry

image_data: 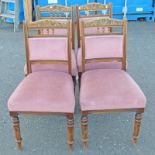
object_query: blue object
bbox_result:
[126,14,154,21]
[127,0,153,14]
[67,0,87,6]
[6,0,24,23]
[37,0,66,6]
[126,0,154,21]
[37,0,88,7]
[97,0,124,19]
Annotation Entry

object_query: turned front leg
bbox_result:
[67,114,74,151]
[12,115,23,150]
[81,114,88,149]
[133,112,142,144]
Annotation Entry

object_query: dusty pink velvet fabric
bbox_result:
[80,69,146,111]
[85,35,123,59]
[8,71,75,113]
[28,38,78,76]
[29,37,68,60]
[77,35,123,72]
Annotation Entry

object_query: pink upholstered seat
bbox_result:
[28,37,78,76]
[8,71,75,113]
[77,35,123,72]
[80,69,146,111]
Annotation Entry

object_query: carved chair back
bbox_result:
[76,3,112,47]
[36,5,75,48]
[24,19,72,75]
[36,5,73,20]
[80,18,127,72]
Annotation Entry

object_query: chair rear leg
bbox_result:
[78,73,82,89]
[67,114,74,151]
[72,76,76,91]
[11,114,23,150]
[132,112,142,144]
[81,114,88,149]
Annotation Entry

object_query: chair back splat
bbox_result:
[37,5,73,20]
[36,5,75,49]
[80,18,127,72]
[76,3,112,48]
[23,19,72,75]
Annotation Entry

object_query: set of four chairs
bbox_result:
[7,2,146,151]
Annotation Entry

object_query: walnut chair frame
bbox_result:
[36,4,75,49]
[24,4,77,84]
[76,2,112,48]
[80,18,145,149]
[9,19,74,151]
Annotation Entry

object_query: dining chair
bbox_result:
[79,18,146,149]
[76,2,112,48]
[76,3,122,78]
[24,4,78,81]
[8,19,75,151]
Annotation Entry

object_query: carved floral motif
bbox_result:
[84,18,123,27]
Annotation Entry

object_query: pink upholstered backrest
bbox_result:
[24,19,72,75]
[85,35,123,59]
[80,18,127,72]
[28,37,68,61]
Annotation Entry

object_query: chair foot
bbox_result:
[67,114,74,151]
[68,144,73,151]
[11,115,23,150]
[81,114,88,149]
[83,141,88,149]
[132,112,142,144]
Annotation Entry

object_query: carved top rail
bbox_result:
[79,3,111,11]
[27,19,69,29]
[38,5,72,13]
[83,18,124,28]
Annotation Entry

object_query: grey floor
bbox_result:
[0,21,155,155]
